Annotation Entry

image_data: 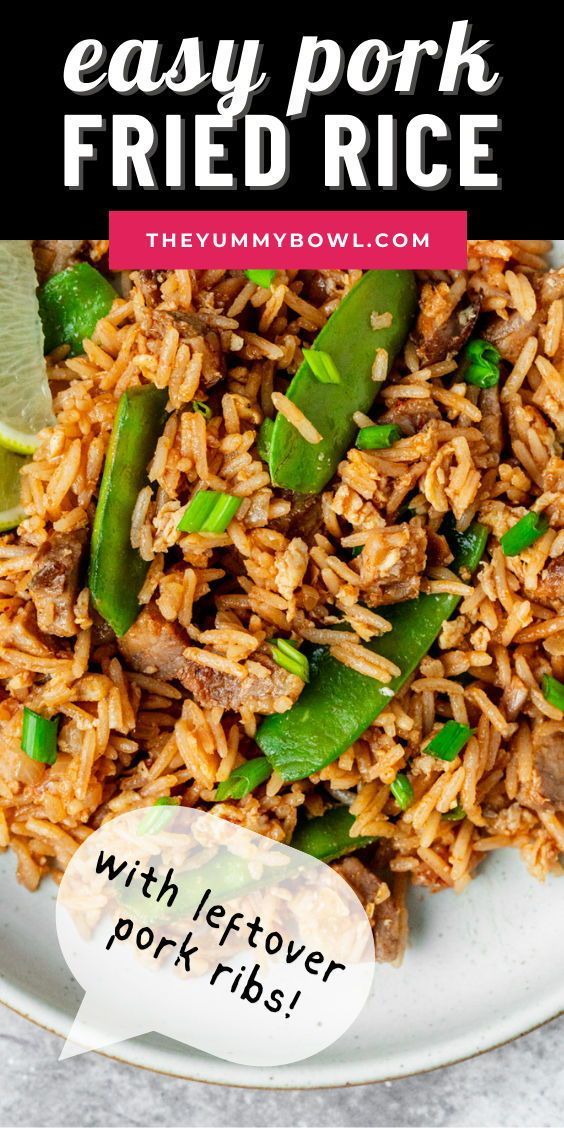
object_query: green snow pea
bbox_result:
[268,270,417,494]
[38,263,117,356]
[257,522,488,782]
[290,806,377,863]
[89,384,168,637]
[257,416,274,463]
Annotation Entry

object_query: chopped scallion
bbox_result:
[191,400,212,420]
[443,805,466,821]
[138,796,180,835]
[541,674,564,713]
[245,269,277,288]
[177,490,242,534]
[178,491,217,531]
[21,707,58,765]
[269,638,310,682]
[459,339,501,388]
[305,350,341,385]
[390,772,414,811]
[426,720,474,762]
[215,757,272,801]
[203,494,243,534]
[356,423,402,450]
[500,511,548,557]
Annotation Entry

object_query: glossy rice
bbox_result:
[0,241,563,963]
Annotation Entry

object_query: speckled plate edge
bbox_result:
[1,982,563,1088]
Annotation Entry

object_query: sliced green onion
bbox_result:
[443,805,466,822]
[390,772,414,811]
[500,511,548,557]
[203,494,243,534]
[269,638,310,682]
[459,339,501,388]
[257,417,274,462]
[426,720,474,762]
[191,400,212,420]
[215,757,272,801]
[276,638,308,662]
[305,350,341,385]
[245,269,277,289]
[21,707,58,765]
[178,491,217,532]
[356,423,402,451]
[350,544,364,559]
[541,674,564,713]
[138,797,180,836]
[177,490,242,534]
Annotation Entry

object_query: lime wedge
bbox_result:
[0,240,55,454]
[0,445,27,531]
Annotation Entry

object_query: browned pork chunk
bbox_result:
[530,725,564,811]
[118,601,187,681]
[119,602,303,714]
[484,310,539,364]
[413,284,481,366]
[332,856,406,964]
[28,529,87,637]
[182,651,303,715]
[378,397,440,436]
[149,308,209,343]
[359,525,427,608]
[535,557,564,612]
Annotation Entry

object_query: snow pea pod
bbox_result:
[89,384,168,637]
[38,263,117,356]
[290,806,377,863]
[269,270,417,494]
[257,522,488,782]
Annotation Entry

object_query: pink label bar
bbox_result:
[109,211,467,270]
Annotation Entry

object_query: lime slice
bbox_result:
[0,240,55,454]
[0,445,27,531]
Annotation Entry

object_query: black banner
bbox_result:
[5,16,559,235]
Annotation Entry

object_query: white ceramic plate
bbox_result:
[2,847,563,1086]
[1,242,563,1088]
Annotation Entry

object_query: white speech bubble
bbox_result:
[56,807,375,1066]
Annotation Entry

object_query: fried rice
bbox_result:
[1,239,563,965]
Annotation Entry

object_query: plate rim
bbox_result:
[1,973,563,1088]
